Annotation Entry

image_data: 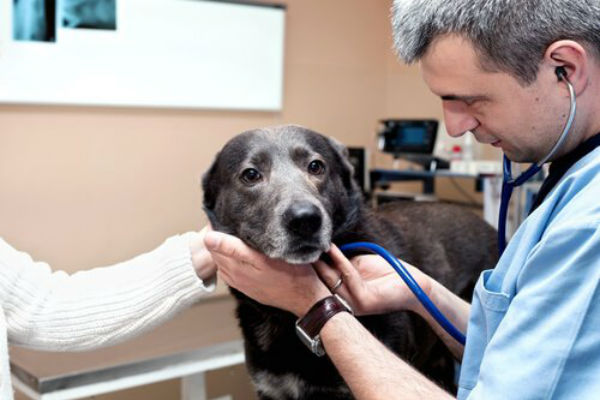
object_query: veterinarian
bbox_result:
[0,228,216,399]
[205,0,600,398]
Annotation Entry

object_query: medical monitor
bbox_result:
[378,119,438,155]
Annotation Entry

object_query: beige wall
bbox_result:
[1,0,394,271]
[5,1,498,399]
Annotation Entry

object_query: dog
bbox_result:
[202,124,498,399]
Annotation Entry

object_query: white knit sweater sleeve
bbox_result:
[0,233,215,351]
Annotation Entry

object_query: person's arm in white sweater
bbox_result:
[0,230,216,351]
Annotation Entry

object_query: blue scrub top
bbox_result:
[458,146,600,399]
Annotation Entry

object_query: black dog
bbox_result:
[203,125,497,399]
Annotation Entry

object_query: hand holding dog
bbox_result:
[314,245,433,316]
[189,226,218,281]
[204,229,331,317]
[316,245,470,358]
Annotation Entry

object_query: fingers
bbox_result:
[313,259,339,289]
[327,244,364,291]
[313,244,368,304]
[204,231,265,267]
[211,250,257,292]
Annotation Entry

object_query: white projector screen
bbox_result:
[0,0,286,110]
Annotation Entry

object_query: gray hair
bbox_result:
[392,0,600,84]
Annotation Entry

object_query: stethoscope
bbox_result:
[339,68,578,346]
[498,67,577,254]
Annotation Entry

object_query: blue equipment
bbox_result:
[340,242,467,345]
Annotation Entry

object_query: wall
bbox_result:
[0,0,392,271]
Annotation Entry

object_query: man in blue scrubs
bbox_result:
[204,0,600,398]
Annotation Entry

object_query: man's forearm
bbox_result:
[413,279,470,360]
[320,312,453,400]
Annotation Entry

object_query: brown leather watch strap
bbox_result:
[297,295,353,337]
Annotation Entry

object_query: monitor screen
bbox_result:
[378,120,438,154]
[399,126,427,145]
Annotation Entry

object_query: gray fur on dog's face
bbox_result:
[203,125,361,264]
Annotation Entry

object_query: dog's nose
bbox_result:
[284,203,322,237]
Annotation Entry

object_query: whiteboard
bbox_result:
[0,0,286,110]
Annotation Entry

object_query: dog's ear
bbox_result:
[201,152,221,211]
[326,136,358,193]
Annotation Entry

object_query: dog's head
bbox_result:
[203,125,362,264]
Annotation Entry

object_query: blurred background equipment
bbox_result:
[377,119,450,170]
[370,119,510,231]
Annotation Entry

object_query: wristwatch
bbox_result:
[295,294,353,357]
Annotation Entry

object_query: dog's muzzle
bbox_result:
[283,202,323,238]
[276,201,331,263]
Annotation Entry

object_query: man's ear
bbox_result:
[201,152,221,211]
[544,40,590,96]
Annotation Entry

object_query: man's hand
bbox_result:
[314,244,433,315]
[204,229,331,317]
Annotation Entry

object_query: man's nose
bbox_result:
[442,102,479,138]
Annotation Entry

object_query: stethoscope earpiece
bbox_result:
[555,66,568,81]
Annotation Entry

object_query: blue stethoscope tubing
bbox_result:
[339,242,467,345]
[498,73,577,254]
[338,74,577,346]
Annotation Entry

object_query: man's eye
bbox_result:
[308,160,326,175]
[240,168,262,184]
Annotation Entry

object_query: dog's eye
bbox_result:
[308,160,326,175]
[240,168,262,184]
